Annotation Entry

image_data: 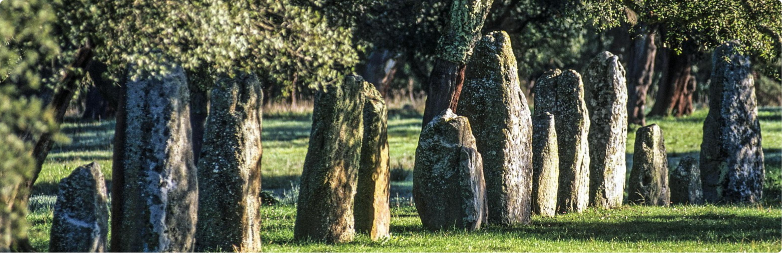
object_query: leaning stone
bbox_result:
[670,156,703,205]
[457,31,532,225]
[196,71,263,251]
[533,69,590,213]
[294,75,365,243]
[583,51,628,209]
[532,113,559,217]
[700,41,764,204]
[111,63,198,252]
[628,124,670,206]
[49,162,108,252]
[354,83,391,241]
[413,109,487,231]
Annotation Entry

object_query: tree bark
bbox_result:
[626,27,657,125]
[648,50,694,117]
[363,48,399,98]
[421,60,466,125]
[420,0,494,126]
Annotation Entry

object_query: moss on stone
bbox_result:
[436,0,494,64]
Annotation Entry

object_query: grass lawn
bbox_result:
[27,106,782,252]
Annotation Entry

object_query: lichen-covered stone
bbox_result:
[533,69,590,214]
[354,83,390,241]
[111,64,198,252]
[436,0,493,64]
[670,156,703,205]
[457,31,532,225]
[532,113,559,217]
[583,51,628,209]
[49,162,108,252]
[294,75,365,243]
[196,72,263,251]
[628,124,670,206]
[700,41,764,204]
[413,109,486,231]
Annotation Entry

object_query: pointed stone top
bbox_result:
[431,108,459,124]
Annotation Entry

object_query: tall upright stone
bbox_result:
[670,156,703,205]
[294,75,365,243]
[49,162,108,252]
[534,69,590,213]
[628,124,670,206]
[413,109,486,231]
[583,51,628,209]
[354,83,390,241]
[532,113,559,217]
[111,63,198,252]
[457,31,532,225]
[700,41,764,204]
[196,72,263,251]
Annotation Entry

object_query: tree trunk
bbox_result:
[626,27,657,125]
[420,0,493,126]
[363,48,400,99]
[648,51,694,117]
[421,60,466,125]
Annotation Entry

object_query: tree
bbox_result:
[0,0,61,250]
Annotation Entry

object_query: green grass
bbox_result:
[27,107,782,252]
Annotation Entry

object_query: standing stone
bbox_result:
[354,83,390,241]
[670,156,703,205]
[700,41,764,204]
[457,31,532,225]
[413,109,486,231]
[49,162,108,252]
[533,69,590,213]
[583,51,628,209]
[628,124,670,206]
[294,75,365,243]
[196,72,263,251]
[111,63,198,252]
[532,113,559,217]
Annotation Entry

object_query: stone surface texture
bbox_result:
[700,41,764,204]
[628,124,670,206]
[294,75,365,243]
[670,156,704,205]
[49,162,108,252]
[413,109,487,231]
[354,83,391,241]
[111,64,198,252]
[196,72,263,251]
[457,31,532,225]
[583,51,628,209]
[533,69,590,213]
[532,112,559,217]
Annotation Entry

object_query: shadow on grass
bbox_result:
[499,213,779,243]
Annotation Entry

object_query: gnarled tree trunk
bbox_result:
[648,50,695,117]
[626,26,657,125]
[420,0,494,126]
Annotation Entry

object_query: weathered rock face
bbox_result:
[700,41,764,204]
[196,72,263,251]
[670,156,703,205]
[583,51,628,209]
[294,75,365,243]
[49,162,108,252]
[111,64,198,252]
[354,83,390,241]
[532,112,559,217]
[413,109,486,231]
[457,31,532,225]
[628,124,670,206]
[533,69,590,213]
